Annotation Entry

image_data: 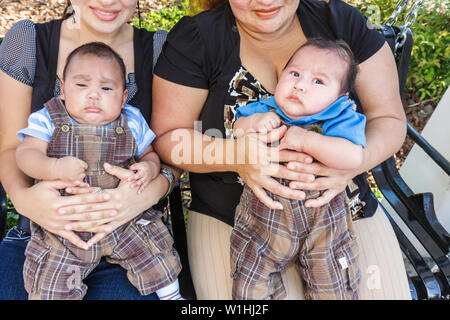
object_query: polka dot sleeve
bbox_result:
[0,20,36,86]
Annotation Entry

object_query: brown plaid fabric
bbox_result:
[230,183,360,300]
[23,97,181,299]
[46,97,137,189]
[24,210,182,299]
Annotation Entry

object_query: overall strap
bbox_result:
[44,96,71,124]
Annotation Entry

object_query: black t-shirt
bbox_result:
[155,0,385,226]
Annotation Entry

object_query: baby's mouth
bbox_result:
[287,94,302,104]
[85,106,101,113]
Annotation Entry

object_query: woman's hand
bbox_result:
[286,160,359,208]
[11,179,110,250]
[233,126,315,210]
[61,163,169,247]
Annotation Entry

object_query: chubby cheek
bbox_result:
[274,79,289,103]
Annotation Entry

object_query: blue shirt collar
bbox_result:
[265,95,353,126]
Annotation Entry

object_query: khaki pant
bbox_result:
[187,206,411,300]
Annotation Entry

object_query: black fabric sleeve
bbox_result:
[154,16,210,89]
[329,0,386,63]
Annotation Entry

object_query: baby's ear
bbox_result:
[59,79,65,100]
[121,89,128,108]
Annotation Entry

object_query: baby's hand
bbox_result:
[278,126,308,152]
[127,161,159,194]
[54,156,88,185]
[251,111,281,134]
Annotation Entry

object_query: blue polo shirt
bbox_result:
[236,95,366,147]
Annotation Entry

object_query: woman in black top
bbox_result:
[153,0,411,299]
[0,0,175,299]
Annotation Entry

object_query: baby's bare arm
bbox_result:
[279,126,363,170]
[128,145,161,193]
[16,136,87,183]
[233,112,281,137]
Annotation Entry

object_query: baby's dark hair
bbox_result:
[287,38,359,93]
[63,42,127,89]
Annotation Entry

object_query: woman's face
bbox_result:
[70,0,137,34]
[229,0,299,34]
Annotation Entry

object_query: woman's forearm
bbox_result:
[0,148,33,203]
[154,128,239,174]
[359,116,406,174]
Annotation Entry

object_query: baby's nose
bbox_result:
[293,81,306,92]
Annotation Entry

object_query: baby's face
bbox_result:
[60,53,127,125]
[274,45,347,120]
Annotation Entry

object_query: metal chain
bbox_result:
[394,0,424,53]
[385,0,411,27]
[384,0,424,55]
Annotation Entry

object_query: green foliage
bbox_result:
[133,0,189,31]
[6,194,18,230]
[347,0,449,102]
[371,187,384,201]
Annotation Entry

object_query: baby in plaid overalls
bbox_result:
[16,42,182,300]
[231,39,365,300]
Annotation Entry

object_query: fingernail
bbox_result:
[65,225,72,230]
[104,226,112,232]
[110,211,117,217]
[59,208,66,214]
[103,193,110,200]
[66,188,72,193]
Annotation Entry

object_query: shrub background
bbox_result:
[134,0,449,103]
[347,0,449,102]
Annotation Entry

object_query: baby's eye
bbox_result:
[313,79,323,85]
[290,71,300,78]
[76,83,87,87]
[102,87,113,91]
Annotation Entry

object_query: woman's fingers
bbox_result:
[65,218,114,233]
[249,183,283,210]
[246,174,305,206]
[57,191,111,215]
[272,163,315,183]
[277,149,313,165]
[58,209,117,222]
[56,230,90,250]
[86,232,108,247]
[254,125,287,144]
[65,186,99,195]
[304,189,339,208]
[103,162,134,180]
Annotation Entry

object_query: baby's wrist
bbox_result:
[50,157,63,180]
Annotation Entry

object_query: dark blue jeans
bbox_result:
[0,226,159,300]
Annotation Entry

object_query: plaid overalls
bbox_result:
[23,97,181,300]
[230,120,360,300]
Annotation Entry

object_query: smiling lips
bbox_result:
[91,7,119,21]
[254,7,281,18]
